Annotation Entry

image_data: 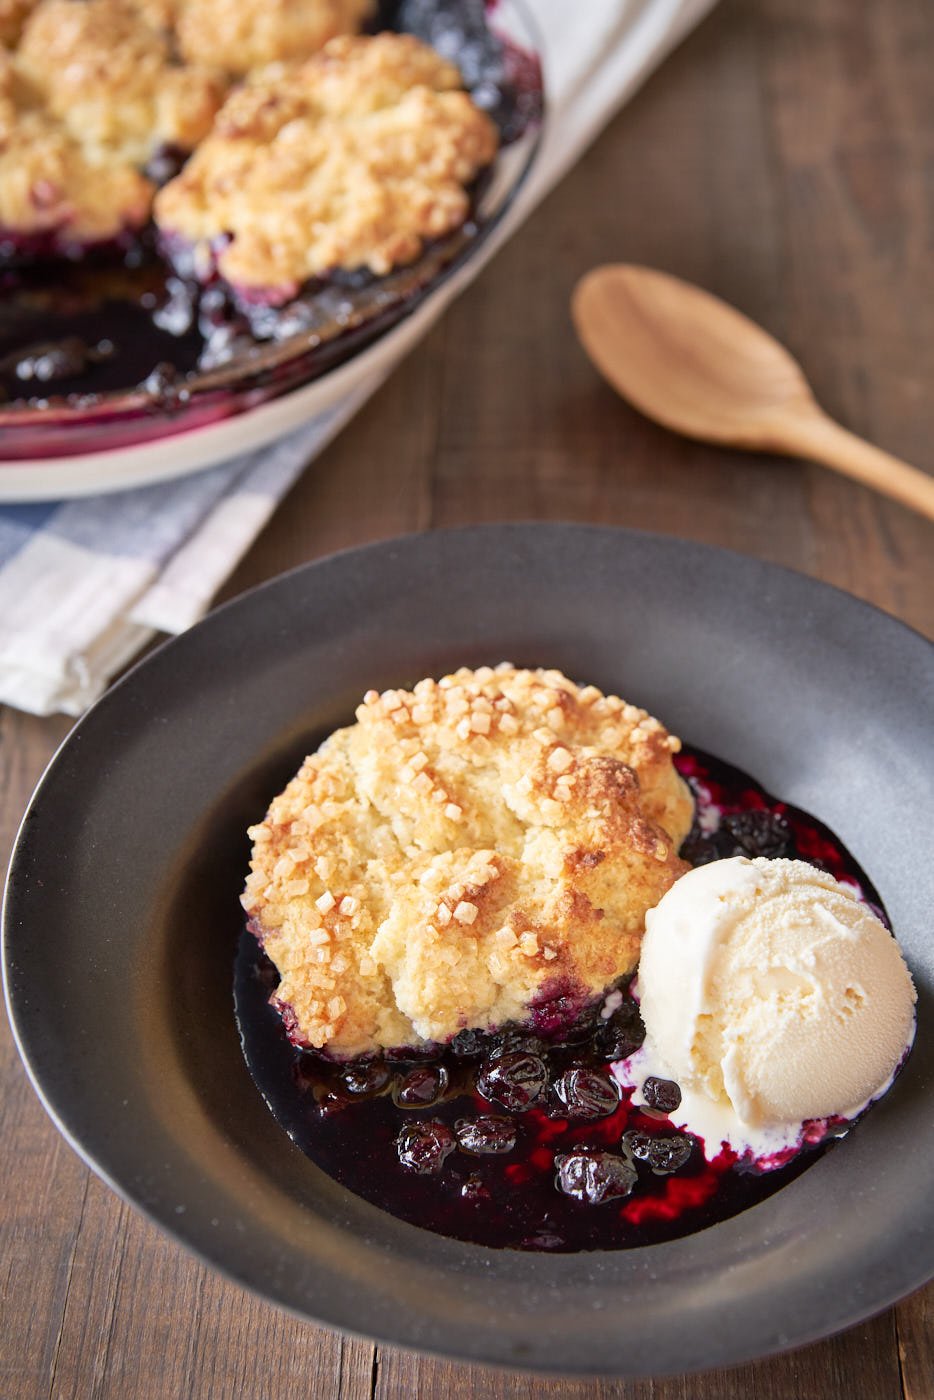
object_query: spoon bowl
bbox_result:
[572,264,934,521]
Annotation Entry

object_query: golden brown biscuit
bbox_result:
[153,33,499,299]
[0,0,38,46]
[242,665,693,1058]
[0,50,153,242]
[15,0,226,166]
[176,0,374,74]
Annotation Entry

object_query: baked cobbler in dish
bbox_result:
[1,0,532,412]
[154,33,499,302]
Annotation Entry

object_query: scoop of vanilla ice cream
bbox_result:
[637,857,916,1130]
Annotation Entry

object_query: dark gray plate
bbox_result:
[4,524,932,1377]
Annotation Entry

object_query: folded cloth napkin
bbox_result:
[0,0,716,716]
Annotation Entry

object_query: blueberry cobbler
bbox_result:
[237,666,916,1252]
[154,33,498,304]
[0,0,538,408]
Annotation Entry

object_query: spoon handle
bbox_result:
[784,412,934,522]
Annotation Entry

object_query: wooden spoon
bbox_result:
[572,264,934,522]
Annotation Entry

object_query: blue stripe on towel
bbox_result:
[0,501,61,564]
[37,461,248,563]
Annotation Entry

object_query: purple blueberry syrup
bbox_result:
[233,745,891,1252]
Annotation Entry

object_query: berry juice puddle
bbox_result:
[234,746,887,1252]
[0,0,540,417]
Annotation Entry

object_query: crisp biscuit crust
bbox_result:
[0,50,155,242]
[153,33,499,297]
[1,0,224,242]
[0,0,37,46]
[2,17,494,278]
[242,665,693,1058]
[176,0,374,74]
[15,0,226,166]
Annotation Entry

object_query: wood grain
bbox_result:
[2,0,932,1396]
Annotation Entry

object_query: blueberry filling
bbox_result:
[552,1067,620,1120]
[596,1002,646,1061]
[393,1064,450,1108]
[476,1050,548,1112]
[449,1027,492,1058]
[396,1120,456,1174]
[340,1059,391,1097]
[555,1150,638,1205]
[455,1116,517,1156]
[642,1077,683,1114]
[234,744,890,1252]
[623,1130,695,1175]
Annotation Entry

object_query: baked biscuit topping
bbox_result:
[0,0,227,243]
[15,0,226,167]
[242,665,693,1058]
[0,50,154,244]
[153,33,499,299]
[176,0,375,74]
[2,12,497,288]
[0,0,38,46]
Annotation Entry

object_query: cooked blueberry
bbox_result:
[623,1129,694,1174]
[393,1064,449,1108]
[559,1007,600,1046]
[152,277,196,337]
[385,1041,440,1063]
[553,1067,620,1119]
[316,1087,351,1117]
[449,1028,491,1058]
[643,1076,682,1113]
[554,1150,637,1205]
[292,1057,327,1093]
[476,1050,547,1111]
[395,1120,456,1174]
[489,1030,547,1059]
[196,284,229,325]
[722,809,792,859]
[455,1116,517,1155]
[460,1172,492,1202]
[530,989,589,1036]
[340,1059,390,1097]
[598,1001,646,1061]
[680,832,720,866]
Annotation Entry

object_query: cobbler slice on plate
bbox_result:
[242,665,692,1058]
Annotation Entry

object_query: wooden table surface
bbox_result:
[3,1,932,1396]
